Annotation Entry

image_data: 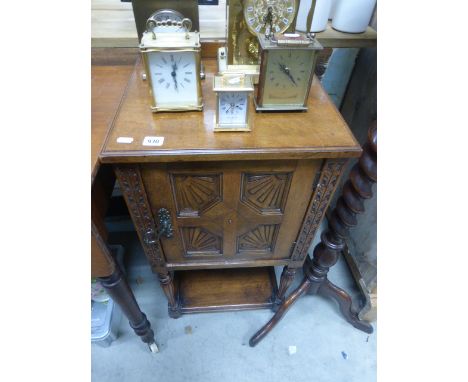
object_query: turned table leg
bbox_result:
[273,266,298,310]
[92,220,158,352]
[98,265,158,352]
[249,123,377,347]
[250,279,311,346]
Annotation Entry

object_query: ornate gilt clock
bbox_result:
[227,0,299,66]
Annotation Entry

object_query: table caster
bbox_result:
[148,342,159,353]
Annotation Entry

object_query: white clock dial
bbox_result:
[218,92,248,126]
[147,51,198,108]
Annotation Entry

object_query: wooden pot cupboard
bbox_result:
[95,57,367,349]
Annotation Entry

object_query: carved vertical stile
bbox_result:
[114,164,167,273]
[291,158,347,263]
[114,164,181,317]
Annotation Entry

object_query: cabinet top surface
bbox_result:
[100,59,361,163]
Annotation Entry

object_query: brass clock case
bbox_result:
[213,74,254,132]
[255,34,322,111]
[140,30,203,112]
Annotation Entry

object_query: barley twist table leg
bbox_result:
[249,123,377,346]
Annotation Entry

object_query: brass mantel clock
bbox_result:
[255,33,322,111]
[227,0,298,66]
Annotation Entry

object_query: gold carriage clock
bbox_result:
[255,33,322,111]
[213,73,254,132]
[139,12,203,112]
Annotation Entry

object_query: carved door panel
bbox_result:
[140,160,321,264]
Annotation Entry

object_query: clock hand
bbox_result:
[286,71,297,86]
[278,63,298,86]
[263,6,274,35]
[171,63,178,91]
[226,102,237,114]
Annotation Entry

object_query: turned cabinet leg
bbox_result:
[98,265,158,352]
[158,271,181,318]
[273,266,298,311]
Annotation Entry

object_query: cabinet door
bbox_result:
[140,160,321,265]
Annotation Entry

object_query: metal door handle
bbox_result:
[143,208,174,245]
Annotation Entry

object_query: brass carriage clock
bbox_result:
[213,73,254,132]
[139,14,203,112]
[255,33,322,111]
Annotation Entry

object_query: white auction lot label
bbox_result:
[116,136,134,144]
[142,136,165,146]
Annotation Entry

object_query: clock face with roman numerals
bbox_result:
[147,51,198,108]
[244,0,297,36]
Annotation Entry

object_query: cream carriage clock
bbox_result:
[213,73,254,132]
[255,33,322,111]
[139,13,203,112]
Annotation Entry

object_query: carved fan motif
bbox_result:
[181,227,222,256]
[237,225,280,254]
[171,174,222,217]
[241,173,292,214]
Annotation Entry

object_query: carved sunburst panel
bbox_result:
[237,224,280,254]
[171,174,222,217]
[241,173,292,214]
[180,227,223,257]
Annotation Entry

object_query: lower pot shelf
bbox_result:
[173,266,278,314]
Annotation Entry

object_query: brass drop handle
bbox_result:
[143,208,174,245]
